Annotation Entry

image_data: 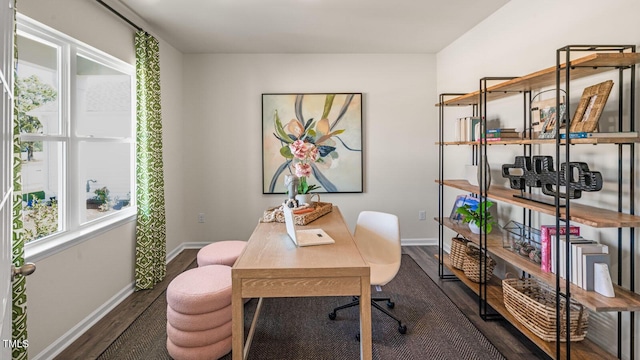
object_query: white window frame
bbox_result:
[18,14,136,263]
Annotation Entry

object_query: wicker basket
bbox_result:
[462,244,496,283]
[502,276,588,342]
[450,236,469,270]
[262,202,333,225]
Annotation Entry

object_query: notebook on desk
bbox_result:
[283,206,335,247]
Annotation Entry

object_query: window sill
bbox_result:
[25,208,137,263]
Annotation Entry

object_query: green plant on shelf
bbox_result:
[455,200,497,233]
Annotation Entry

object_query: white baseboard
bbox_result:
[181,242,211,249]
[401,238,437,246]
[166,242,209,262]
[32,283,135,360]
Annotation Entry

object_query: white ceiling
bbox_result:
[118,0,510,54]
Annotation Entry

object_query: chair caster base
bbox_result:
[355,323,406,343]
[328,312,337,320]
[387,300,395,309]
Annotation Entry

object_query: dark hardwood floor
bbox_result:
[403,246,549,360]
[56,247,548,360]
[54,249,199,360]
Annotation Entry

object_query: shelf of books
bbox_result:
[438,253,616,360]
[438,179,640,228]
[439,216,640,312]
[436,53,640,107]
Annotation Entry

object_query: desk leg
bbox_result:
[244,297,264,360]
[232,277,243,360]
[359,275,372,360]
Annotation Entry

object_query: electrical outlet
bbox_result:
[418,210,426,221]
[198,213,205,223]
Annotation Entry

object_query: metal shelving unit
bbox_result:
[555,44,637,359]
[436,45,640,359]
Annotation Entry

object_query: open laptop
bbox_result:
[283,206,335,247]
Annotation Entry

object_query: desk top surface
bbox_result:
[233,206,369,276]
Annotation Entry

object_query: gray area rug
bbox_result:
[99,255,505,359]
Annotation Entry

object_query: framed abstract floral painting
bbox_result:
[262,93,363,194]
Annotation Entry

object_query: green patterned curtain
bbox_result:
[134,31,166,291]
[11,1,28,359]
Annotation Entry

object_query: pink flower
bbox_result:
[289,140,308,160]
[295,162,312,177]
[307,144,319,161]
[289,140,318,179]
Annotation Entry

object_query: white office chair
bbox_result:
[328,211,407,335]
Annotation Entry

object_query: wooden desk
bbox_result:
[231,207,372,360]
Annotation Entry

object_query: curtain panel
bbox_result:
[11,0,28,359]
[134,31,167,291]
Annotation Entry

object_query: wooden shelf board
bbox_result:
[438,216,503,247]
[436,53,640,107]
[438,135,640,146]
[437,254,616,360]
[439,217,640,312]
[438,179,640,228]
[490,247,640,312]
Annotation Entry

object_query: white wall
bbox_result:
[437,0,640,358]
[181,54,437,243]
[17,0,186,357]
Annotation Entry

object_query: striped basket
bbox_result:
[462,244,496,283]
[502,276,588,342]
[450,236,469,270]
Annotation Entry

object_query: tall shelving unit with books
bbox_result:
[436,45,640,359]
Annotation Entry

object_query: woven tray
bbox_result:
[462,244,496,283]
[502,276,588,342]
[450,236,469,270]
[262,202,333,225]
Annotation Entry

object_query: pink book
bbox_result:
[540,225,580,272]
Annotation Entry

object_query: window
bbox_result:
[17,15,135,250]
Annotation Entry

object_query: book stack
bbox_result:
[479,128,520,142]
[576,243,609,291]
[559,131,639,139]
[540,225,580,273]
[455,117,481,142]
[551,234,587,279]
[546,229,610,291]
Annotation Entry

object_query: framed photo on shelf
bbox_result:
[537,98,566,139]
[531,98,556,132]
[569,80,614,133]
[449,195,479,222]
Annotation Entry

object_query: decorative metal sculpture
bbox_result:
[502,155,602,203]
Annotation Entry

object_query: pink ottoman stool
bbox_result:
[166,265,232,315]
[166,265,234,360]
[167,303,232,331]
[167,336,232,360]
[197,240,247,267]
[166,320,232,348]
